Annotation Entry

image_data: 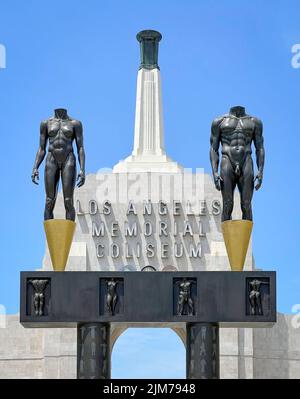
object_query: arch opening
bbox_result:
[111,328,186,379]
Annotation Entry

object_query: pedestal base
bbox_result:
[221,220,253,271]
[44,219,76,271]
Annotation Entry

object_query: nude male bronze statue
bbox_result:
[106,278,118,316]
[249,279,270,316]
[31,108,85,221]
[210,106,265,222]
[177,278,194,316]
[30,279,48,316]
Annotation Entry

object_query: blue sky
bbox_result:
[0,0,299,378]
[112,328,185,378]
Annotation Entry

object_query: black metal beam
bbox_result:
[20,271,276,327]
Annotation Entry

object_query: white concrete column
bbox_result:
[132,68,165,157]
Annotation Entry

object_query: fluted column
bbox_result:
[132,68,165,157]
[77,323,111,379]
[186,323,220,379]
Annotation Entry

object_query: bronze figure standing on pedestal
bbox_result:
[31,108,85,271]
[32,108,85,221]
[210,105,265,222]
[210,106,265,271]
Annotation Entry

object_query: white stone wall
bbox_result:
[0,314,44,378]
[0,315,76,379]
[253,313,300,379]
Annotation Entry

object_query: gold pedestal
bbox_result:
[221,220,253,271]
[44,219,76,272]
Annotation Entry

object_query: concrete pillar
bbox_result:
[186,323,219,379]
[132,68,165,157]
[77,323,110,379]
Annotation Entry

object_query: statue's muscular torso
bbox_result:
[46,118,79,164]
[180,282,191,298]
[218,114,259,168]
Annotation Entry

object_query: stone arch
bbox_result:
[141,265,157,272]
[110,325,127,351]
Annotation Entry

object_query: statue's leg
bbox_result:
[33,293,39,316]
[220,156,236,222]
[39,293,44,316]
[238,156,254,221]
[188,298,194,315]
[112,295,117,314]
[61,153,76,221]
[256,292,263,315]
[177,296,184,315]
[106,294,112,314]
[44,154,60,220]
[249,292,256,315]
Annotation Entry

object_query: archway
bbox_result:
[111,328,186,379]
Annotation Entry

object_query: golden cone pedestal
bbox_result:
[221,220,253,271]
[44,219,76,272]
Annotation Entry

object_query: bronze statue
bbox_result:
[210,106,265,221]
[249,279,269,315]
[106,278,118,316]
[30,279,48,316]
[31,108,85,221]
[177,278,194,316]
